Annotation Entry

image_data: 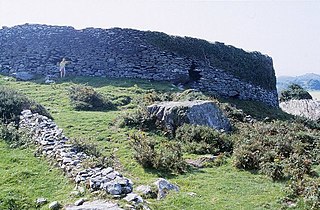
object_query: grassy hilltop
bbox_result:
[0,75,319,209]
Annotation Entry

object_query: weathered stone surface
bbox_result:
[123,193,143,204]
[74,198,86,206]
[36,197,47,206]
[65,200,122,210]
[0,24,278,106]
[280,99,320,121]
[185,155,216,168]
[147,100,231,132]
[49,201,61,210]
[154,178,179,200]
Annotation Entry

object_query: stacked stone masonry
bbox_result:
[0,24,278,106]
[19,110,133,195]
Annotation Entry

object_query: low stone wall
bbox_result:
[19,110,133,195]
[0,24,278,107]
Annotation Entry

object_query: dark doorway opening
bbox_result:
[188,61,202,82]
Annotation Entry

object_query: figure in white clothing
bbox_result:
[59,58,70,78]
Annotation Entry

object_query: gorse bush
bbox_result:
[233,121,320,181]
[175,124,233,155]
[0,123,29,148]
[130,132,156,168]
[143,90,173,105]
[130,132,186,174]
[0,86,51,124]
[153,141,186,174]
[119,107,159,131]
[279,83,313,102]
[68,84,115,111]
[286,177,320,210]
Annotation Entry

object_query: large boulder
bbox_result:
[280,99,320,121]
[147,100,231,132]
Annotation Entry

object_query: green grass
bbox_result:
[0,141,77,209]
[152,163,285,210]
[0,75,292,209]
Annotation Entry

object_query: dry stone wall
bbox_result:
[19,110,133,196]
[0,24,278,106]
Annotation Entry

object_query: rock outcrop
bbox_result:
[0,24,278,106]
[280,99,320,121]
[147,100,231,132]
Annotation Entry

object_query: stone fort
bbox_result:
[0,24,278,106]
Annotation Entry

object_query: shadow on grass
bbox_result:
[219,97,294,122]
[31,75,179,93]
[141,163,208,179]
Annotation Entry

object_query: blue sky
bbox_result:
[1,0,319,76]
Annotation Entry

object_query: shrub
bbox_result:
[279,83,313,102]
[0,86,51,124]
[0,123,30,148]
[233,121,319,181]
[233,140,262,170]
[286,177,320,209]
[119,107,159,131]
[260,162,284,181]
[154,141,186,174]
[68,84,115,111]
[130,132,186,174]
[111,95,131,106]
[221,103,246,122]
[142,90,173,105]
[130,132,156,168]
[175,124,233,155]
[295,116,320,131]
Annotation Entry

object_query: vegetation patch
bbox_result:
[68,84,115,111]
[233,121,319,179]
[130,132,186,174]
[280,83,313,102]
[175,124,232,155]
[0,85,51,124]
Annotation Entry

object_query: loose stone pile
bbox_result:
[19,110,133,196]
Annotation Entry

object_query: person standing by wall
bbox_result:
[59,58,70,78]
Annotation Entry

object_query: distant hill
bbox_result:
[277,73,320,91]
